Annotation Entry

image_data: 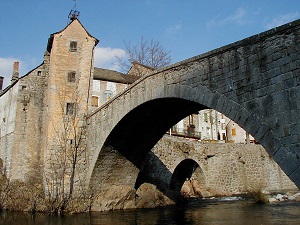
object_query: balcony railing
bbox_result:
[168,127,201,139]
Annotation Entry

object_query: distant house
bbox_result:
[127,61,155,77]
[92,67,137,109]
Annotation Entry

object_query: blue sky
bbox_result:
[0,0,299,88]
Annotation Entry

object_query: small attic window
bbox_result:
[37,71,42,76]
[68,71,76,82]
[70,41,77,52]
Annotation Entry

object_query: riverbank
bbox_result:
[265,190,300,203]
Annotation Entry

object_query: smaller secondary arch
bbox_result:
[170,159,205,196]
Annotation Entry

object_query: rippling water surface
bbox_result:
[1,199,300,225]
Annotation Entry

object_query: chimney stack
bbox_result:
[0,76,3,91]
[11,61,19,84]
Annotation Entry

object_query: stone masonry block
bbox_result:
[233,108,251,128]
[280,134,298,146]
[259,133,281,156]
[214,94,227,112]
[289,143,300,158]
[272,146,290,162]
[289,165,300,182]
[294,178,300,189]
[207,93,220,109]
[226,102,240,121]
[189,87,204,103]
[252,122,270,142]
[242,112,258,133]
[277,152,300,176]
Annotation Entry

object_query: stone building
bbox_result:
[0,19,98,181]
[169,102,255,143]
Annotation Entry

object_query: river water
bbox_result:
[1,198,300,225]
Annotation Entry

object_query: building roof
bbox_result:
[0,63,44,97]
[129,61,155,72]
[47,19,99,53]
[93,67,138,84]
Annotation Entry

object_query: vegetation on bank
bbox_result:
[0,176,93,214]
[242,189,269,204]
[0,158,93,215]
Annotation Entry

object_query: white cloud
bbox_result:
[166,23,182,35]
[225,8,249,25]
[265,12,300,29]
[94,47,126,72]
[207,8,250,27]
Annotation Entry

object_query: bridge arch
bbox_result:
[89,84,278,170]
[87,20,300,189]
[170,159,205,195]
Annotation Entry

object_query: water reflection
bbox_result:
[1,199,300,225]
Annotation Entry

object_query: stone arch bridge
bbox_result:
[86,20,300,200]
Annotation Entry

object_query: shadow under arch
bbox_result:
[170,159,202,193]
[105,97,205,168]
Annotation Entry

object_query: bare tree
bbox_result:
[116,36,172,73]
[44,81,89,214]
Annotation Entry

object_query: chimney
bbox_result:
[11,61,19,84]
[0,76,3,91]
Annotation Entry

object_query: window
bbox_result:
[70,41,77,52]
[232,128,236,136]
[93,80,100,92]
[37,71,42,76]
[103,90,113,102]
[66,103,75,115]
[68,71,76,82]
[206,127,210,135]
[92,96,99,107]
[204,113,208,122]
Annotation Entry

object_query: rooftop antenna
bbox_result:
[68,0,80,21]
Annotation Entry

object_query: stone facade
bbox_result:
[0,19,99,185]
[152,136,296,195]
[0,62,47,179]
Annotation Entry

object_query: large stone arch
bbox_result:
[87,20,300,189]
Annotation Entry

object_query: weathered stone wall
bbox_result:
[0,63,47,180]
[89,135,296,211]
[89,145,139,194]
[11,65,47,180]
[151,136,296,196]
[42,19,98,195]
[0,83,19,176]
